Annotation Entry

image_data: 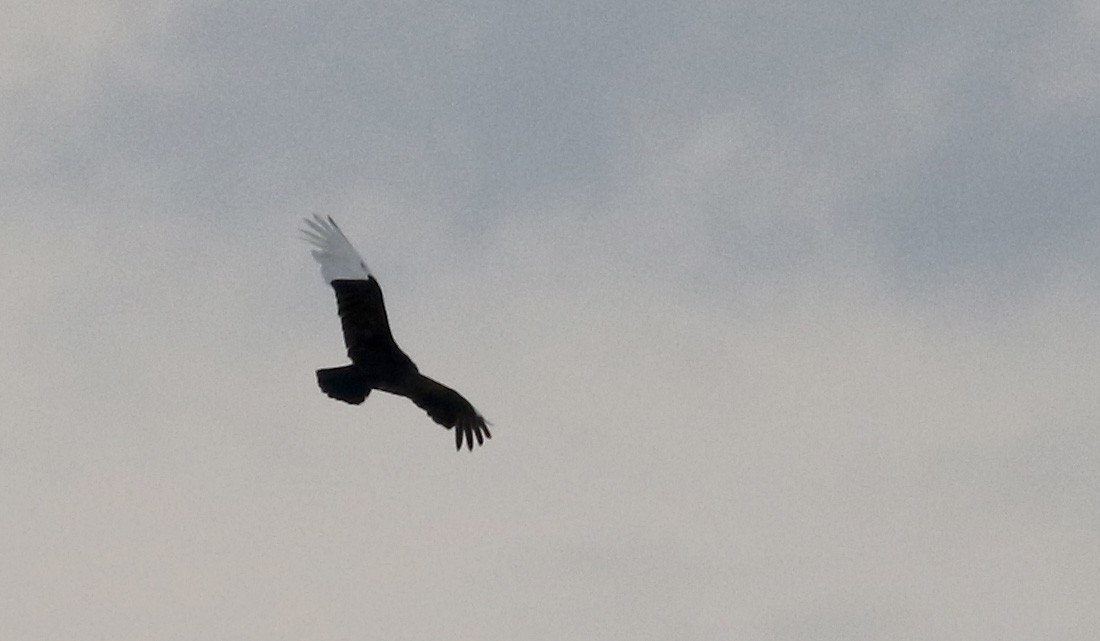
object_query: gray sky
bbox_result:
[3,1,1099,639]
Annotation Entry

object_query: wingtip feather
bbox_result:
[300,215,371,283]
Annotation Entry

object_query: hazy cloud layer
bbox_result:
[2,2,1098,639]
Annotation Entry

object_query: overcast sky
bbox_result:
[2,1,1099,639]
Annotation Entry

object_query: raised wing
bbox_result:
[331,278,406,366]
[301,215,400,365]
[405,374,492,450]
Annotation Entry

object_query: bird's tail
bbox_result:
[316,366,371,405]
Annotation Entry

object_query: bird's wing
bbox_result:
[301,215,396,362]
[330,279,400,364]
[300,214,371,282]
[405,374,492,451]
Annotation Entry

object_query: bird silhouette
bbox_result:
[301,215,491,450]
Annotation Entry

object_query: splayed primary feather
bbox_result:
[300,214,371,283]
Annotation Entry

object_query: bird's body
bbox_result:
[301,215,491,450]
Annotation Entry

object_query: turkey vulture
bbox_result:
[300,215,491,451]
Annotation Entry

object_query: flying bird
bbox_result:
[301,215,491,451]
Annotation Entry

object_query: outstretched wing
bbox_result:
[405,374,492,451]
[301,215,398,364]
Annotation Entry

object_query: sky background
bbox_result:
[2,1,1099,639]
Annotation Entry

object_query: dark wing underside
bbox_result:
[330,278,410,372]
[404,374,492,451]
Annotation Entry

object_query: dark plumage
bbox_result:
[301,215,491,451]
